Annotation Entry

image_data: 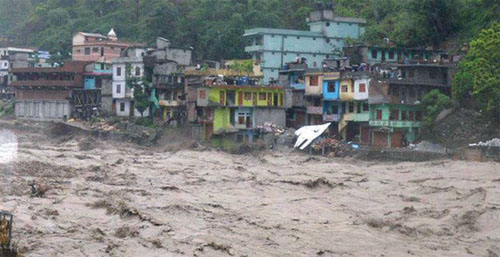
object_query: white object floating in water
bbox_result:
[0,129,18,164]
[294,123,331,150]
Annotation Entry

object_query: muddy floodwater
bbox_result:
[0,126,499,257]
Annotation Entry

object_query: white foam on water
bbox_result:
[0,129,18,164]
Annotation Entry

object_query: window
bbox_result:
[389,51,394,59]
[409,88,416,98]
[84,48,91,55]
[416,111,423,121]
[238,113,246,125]
[272,52,275,55]
[199,90,206,99]
[327,81,336,93]
[348,103,354,113]
[326,38,331,43]
[359,83,366,93]
[363,103,369,111]
[259,93,266,101]
[93,47,99,53]
[429,72,437,79]
[391,110,399,120]
[244,92,252,100]
[409,69,415,78]
[310,76,318,86]
[313,37,316,40]
[116,67,122,76]
[326,22,331,27]
[401,111,407,120]
[341,85,348,92]
[135,67,141,76]
[116,84,121,94]
[371,49,378,59]
[409,111,415,121]
[120,102,125,112]
[297,36,300,39]
[76,49,81,53]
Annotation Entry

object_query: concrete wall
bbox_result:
[116,99,131,116]
[112,82,126,98]
[15,100,70,120]
[197,88,209,106]
[253,108,286,128]
[305,74,323,95]
[354,78,370,100]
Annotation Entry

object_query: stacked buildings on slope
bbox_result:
[4,4,459,148]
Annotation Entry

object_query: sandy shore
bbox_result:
[0,127,499,257]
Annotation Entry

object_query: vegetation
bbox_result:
[125,64,152,117]
[453,22,500,119]
[422,89,453,128]
[0,0,498,61]
[227,60,254,75]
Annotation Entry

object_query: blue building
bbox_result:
[244,6,366,84]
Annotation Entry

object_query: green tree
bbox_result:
[453,23,500,117]
[422,89,452,128]
[126,64,152,117]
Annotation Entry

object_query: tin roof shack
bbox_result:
[368,63,454,148]
[10,61,88,120]
[279,61,307,129]
[72,29,145,62]
[148,37,193,125]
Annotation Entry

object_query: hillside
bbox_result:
[0,0,498,60]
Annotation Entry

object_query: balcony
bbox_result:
[245,45,265,52]
[323,114,340,122]
[307,106,323,115]
[290,83,305,90]
[159,100,181,107]
[369,120,422,128]
[384,77,449,87]
[354,112,370,122]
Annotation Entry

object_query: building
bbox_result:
[367,64,454,147]
[187,69,287,142]
[279,61,307,129]
[0,47,36,90]
[9,61,89,120]
[344,46,444,66]
[72,29,144,62]
[111,47,149,117]
[148,37,193,124]
[244,4,366,83]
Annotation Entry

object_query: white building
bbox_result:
[111,47,149,117]
[0,47,35,90]
[354,77,371,101]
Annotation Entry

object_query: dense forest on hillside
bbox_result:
[0,0,499,60]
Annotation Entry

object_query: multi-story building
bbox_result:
[188,69,288,142]
[111,47,148,117]
[279,61,307,129]
[244,4,366,83]
[9,61,88,120]
[368,64,454,147]
[72,29,144,62]
[148,37,193,124]
[0,47,36,91]
[344,46,444,66]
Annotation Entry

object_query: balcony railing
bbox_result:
[159,100,181,107]
[369,120,422,128]
[307,106,323,115]
[323,114,340,122]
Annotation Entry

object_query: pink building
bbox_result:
[72,29,144,62]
